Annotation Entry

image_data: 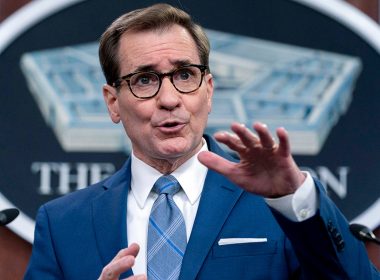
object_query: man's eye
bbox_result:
[176,69,195,81]
[132,73,158,86]
[138,76,151,84]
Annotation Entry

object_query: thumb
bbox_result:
[198,151,235,175]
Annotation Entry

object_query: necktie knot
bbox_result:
[153,175,181,196]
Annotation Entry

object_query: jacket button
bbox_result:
[337,239,345,251]
[327,220,334,232]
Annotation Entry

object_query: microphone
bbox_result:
[0,208,20,226]
[349,223,380,245]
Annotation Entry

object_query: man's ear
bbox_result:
[205,73,214,114]
[103,84,121,123]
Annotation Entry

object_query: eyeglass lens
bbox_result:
[129,65,203,98]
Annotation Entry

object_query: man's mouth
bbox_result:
[162,121,180,128]
[156,120,187,133]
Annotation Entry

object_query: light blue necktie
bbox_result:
[147,175,187,280]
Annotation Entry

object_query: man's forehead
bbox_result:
[121,26,196,47]
[118,26,200,72]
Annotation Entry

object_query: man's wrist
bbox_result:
[265,172,318,222]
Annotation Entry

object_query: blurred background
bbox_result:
[0,0,380,279]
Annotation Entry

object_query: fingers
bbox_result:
[230,122,260,149]
[125,275,147,280]
[213,131,247,153]
[276,127,291,156]
[213,122,261,153]
[198,151,236,176]
[99,244,142,280]
[214,122,291,157]
[252,123,276,150]
[112,243,140,261]
[99,257,135,280]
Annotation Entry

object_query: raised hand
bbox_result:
[198,122,305,198]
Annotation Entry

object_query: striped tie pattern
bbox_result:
[147,175,187,280]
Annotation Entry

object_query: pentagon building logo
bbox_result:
[20,29,361,155]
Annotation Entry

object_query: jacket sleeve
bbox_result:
[270,178,380,279]
[24,205,64,280]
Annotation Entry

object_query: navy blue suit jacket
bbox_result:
[25,136,379,279]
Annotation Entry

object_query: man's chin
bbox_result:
[158,146,188,159]
[156,139,197,159]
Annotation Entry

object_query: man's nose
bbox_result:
[156,76,181,109]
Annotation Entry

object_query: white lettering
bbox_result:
[32,163,349,199]
[31,162,54,195]
[301,166,350,198]
[31,162,116,195]
[317,166,349,199]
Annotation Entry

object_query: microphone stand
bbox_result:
[349,223,380,245]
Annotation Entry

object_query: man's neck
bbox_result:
[133,141,204,174]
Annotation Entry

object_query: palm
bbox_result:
[198,122,305,198]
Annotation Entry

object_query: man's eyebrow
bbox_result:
[170,59,193,67]
[131,59,196,74]
[134,64,156,72]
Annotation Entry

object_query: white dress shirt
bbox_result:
[127,140,317,275]
[127,142,208,275]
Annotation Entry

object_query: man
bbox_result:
[25,3,379,280]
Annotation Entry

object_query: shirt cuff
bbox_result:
[265,172,318,222]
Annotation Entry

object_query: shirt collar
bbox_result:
[131,140,209,209]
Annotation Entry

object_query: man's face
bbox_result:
[103,24,213,168]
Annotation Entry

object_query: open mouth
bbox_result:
[163,122,180,128]
[157,121,186,133]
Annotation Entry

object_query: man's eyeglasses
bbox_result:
[112,64,209,99]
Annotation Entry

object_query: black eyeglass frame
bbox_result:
[111,64,209,99]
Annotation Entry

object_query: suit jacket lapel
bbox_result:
[180,170,242,280]
[91,159,133,278]
[179,136,243,280]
